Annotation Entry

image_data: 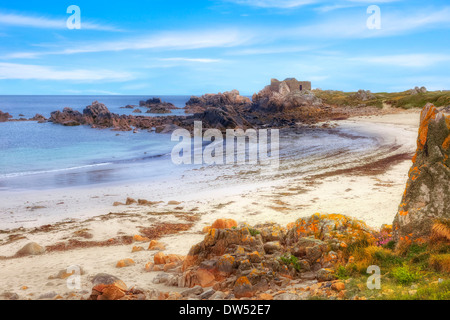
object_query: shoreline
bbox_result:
[0,109,421,299]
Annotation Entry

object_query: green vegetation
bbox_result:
[279,254,306,272]
[248,228,260,237]
[391,265,422,285]
[336,240,450,300]
[313,89,450,110]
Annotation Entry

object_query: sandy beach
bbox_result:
[0,110,421,300]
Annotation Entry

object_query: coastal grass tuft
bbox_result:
[391,264,422,285]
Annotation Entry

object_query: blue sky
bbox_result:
[0,0,449,95]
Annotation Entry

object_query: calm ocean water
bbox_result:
[0,95,192,191]
[0,95,378,192]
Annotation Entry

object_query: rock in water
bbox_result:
[15,242,45,257]
[393,104,450,242]
[0,110,13,122]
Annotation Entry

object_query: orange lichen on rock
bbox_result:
[212,219,238,230]
[154,252,167,265]
[116,258,135,268]
[417,104,438,150]
[148,240,166,251]
[133,235,150,242]
[234,276,254,298]
[131,246,144,253]
[409,166,420,181]
[443,135,450,151]
[144,262,154,272]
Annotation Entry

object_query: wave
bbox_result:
[0,162,114,179]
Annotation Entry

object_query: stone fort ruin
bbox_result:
[269,78,312,92]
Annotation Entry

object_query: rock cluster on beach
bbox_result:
[83,214,376,301]
[393,104,450,242]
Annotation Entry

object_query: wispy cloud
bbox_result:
[292,6,450,38]
[0,63,133,81]
[158,58,222,63]
[225,0,317,8]
[0,12,120,31]
[2,28,253,59]
[227,0,401,9]
[62,89,122,95]
[350,54,450,67]
[227,45,319,55]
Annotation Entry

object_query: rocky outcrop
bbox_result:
[189,105,252,130]
[409,86,428,95]
[49,108,83,126]
[176,214,375,298]
[185,90,251,114]
[49,101,189,132]
[29,114,47,123]
[0,110,12,122]
[140,98,176,114]
[393,104,450,242]
[252,79,323,113]
[351,90,376,101]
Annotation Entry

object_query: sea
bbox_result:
[0,95,380,192]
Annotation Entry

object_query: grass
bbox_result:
[429,254,450,273]
[248,228,260,237]
[335,239,450,300]
[313,89,450,110]
[391,265,422,285]
[279,254,308,272]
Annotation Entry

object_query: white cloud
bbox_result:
[0,12,120,31]
[227,0,401,9]
[2,28,252,59]
[158,58,222,63]
[226,0,317,8]
[227,45,318,55]
[350,54,450,67]
[292,6,450,39]
[0,63,133,81]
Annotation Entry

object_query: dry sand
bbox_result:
[0,110,421,299]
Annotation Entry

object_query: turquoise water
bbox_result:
[0,95,190,191]
[0,95,190,119]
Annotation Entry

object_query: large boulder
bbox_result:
[393,104,450,242]
[88,273,128,300]
[49,108,83,126]
[15,242,45,257]
[352,90,376,101]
